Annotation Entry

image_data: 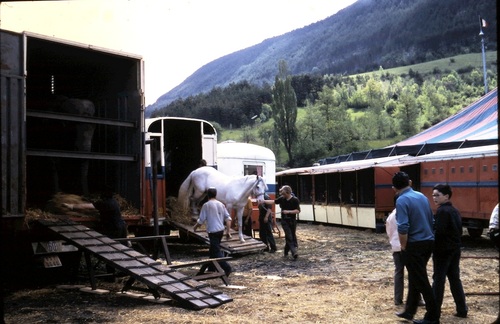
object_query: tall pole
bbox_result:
[479,16,488,94]
[146,139,159,236]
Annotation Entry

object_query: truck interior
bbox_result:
[24,34,143,210]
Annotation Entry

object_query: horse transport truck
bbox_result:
[0,29,214,285]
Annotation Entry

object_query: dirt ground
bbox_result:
[3,223,500,324]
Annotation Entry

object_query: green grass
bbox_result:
[362,51,497,76]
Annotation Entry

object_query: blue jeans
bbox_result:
[432,247,467,316]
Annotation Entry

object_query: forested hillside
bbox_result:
[148,0,496,112]
[151,52,497,167]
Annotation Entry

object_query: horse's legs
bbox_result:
[236,208,245,242]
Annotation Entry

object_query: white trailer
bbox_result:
[217,141,276,195]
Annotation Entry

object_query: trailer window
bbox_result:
[244,164,263,176]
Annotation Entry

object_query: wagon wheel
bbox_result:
[467,227,484,238]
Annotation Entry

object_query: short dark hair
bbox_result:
[433,183,452,198]
[207,187,217,198]
[392,172,410,190]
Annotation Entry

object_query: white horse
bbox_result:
[178,166,267,242]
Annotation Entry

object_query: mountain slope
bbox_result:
[148,0,496,113]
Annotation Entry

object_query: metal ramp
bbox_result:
[38,220,232,310]
[170,221,267,255]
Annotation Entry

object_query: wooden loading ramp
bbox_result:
[38,219,232,310]
[170,221,267,255]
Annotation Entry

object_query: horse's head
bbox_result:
[252,176,268,204]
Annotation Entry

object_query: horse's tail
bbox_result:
[177,171,194,211]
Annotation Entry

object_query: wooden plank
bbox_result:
[170,220,267,255]
[147,275,178,285]
[169,257,232,269]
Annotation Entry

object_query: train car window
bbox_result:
[439,167,444,174]
[339,171,357,204]
[451,167,455,174]
[432,168,435,174]
[483,165,488,172]
[315,174,327,203]
[460,166,464,173]
[424,169,428,175]
[469,166,474,173]
[493,164,498,172]
[326,173,340,204]
[298,175,313,203]
[357,168,375,205]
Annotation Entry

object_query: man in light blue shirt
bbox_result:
[393,172,438,324]
[193,187,232,276]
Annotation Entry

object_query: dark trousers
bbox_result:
[392,251,404,304]
[208,231,231,275]
[403,240,439,321]
[432,247,467,316]
[281,217,297,255]
[259,216,277,251]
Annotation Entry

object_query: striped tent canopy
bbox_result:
[393,88,497,146]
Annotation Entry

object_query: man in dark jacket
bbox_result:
[431,183,468,319]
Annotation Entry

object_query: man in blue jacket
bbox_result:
[393,172,439,324]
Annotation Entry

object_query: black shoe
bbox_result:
[453,312,467,318]
[269,249,276,253]
[293,253,298,260]
[225,269,232,277]
[413,319,439,324]
[263,247,270,252]
[396,311,413,320]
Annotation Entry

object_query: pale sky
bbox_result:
[0,0,357,106]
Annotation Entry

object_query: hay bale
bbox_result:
[166,196,195,225]
[113,194,139,215]
[44,192,99,218]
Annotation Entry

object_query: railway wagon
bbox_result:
[276,155,405,229]
[396,145,498,237]
[276,145,498,235]
[217,141,277,233]
[1,29,144,283]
